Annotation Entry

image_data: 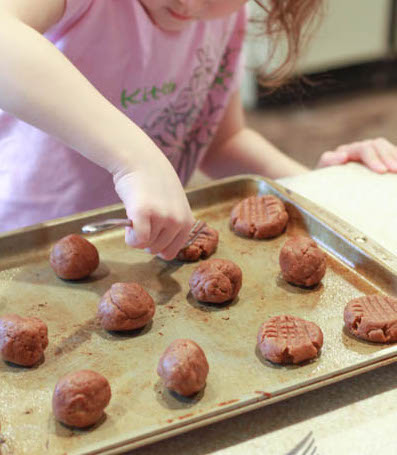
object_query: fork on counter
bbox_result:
[81,218,206,249]
[286,431,318,455]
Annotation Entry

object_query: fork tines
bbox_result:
[184,220,207,248]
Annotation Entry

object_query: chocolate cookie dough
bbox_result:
[257,315,323,365]
[52,370,111,428]
[279,236,326,287]
[189,258,242,303]
[344,294,397,343]
[97,282,155,331]
[50,234,99,280]
[230,195,288,239]
[157,339,209,396]
[177,224,219,262]
[0,314,48,366]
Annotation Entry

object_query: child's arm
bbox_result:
[0,0,194,260]
[200,91,308,179]
[200,91,397,178]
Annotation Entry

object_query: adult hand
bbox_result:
[317,138,397,174]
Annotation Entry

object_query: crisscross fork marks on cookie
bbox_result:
[231,194,289,239]
[257,315,323,365]
[239,196,281,226]
[350,295,397,323]
[279,315,319,349]
[184,220,207,247]
[344,294,397,343]
[368,295,397,320]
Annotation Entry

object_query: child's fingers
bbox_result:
[124,211,152,248]
[125,226,150,248]
[318,138,397,173]
[114,168,194,254]
[372,138,397,172]
[336,138,397,173]
[146,227,176,256]
[157,227,192,261]
[148,218,191,259]
[339,142,387,173]
[317,150,348,168]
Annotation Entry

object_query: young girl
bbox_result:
[0,0,396,260]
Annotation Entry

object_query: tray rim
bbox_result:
[80,354,396,455]
[1,174,396,455]
[2,174,397,276]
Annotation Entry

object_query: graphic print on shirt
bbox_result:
[121,82,177,108]
[140,45,238,184]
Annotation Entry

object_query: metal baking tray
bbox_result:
[0,175,396,455]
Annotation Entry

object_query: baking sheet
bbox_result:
[0,175,396,455]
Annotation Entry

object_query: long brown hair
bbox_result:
[252,0,324,88]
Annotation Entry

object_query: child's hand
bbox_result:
[113,155,195,261]
[316,138,397,174]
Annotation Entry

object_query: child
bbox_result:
[0,0,396,260]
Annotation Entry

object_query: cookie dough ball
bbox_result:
[257,315,323,364]
[230,195,288,239]
[177,225,219,262]
[97,282,155,331]
[157,339,209,396]
[189,258,242,303]
[50,234,99,280]
[344,294,397,343]
[279,236,326,287]
[0,314,48,366]
[52,370,111,428]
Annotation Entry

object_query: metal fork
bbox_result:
[285,431,318,455]
[81,218,206,249]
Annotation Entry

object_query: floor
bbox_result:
[188,88,397,187]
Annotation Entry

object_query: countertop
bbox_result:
[129,163,397,455]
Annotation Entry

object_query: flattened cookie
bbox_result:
[230,195,288,239]
[257,315,323,364]
[177,225,219,262]
[344,294,397,343]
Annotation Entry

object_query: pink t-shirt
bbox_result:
[0,0,246,232]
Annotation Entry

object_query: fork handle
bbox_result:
[82,218,132,234]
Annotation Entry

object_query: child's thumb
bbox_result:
[317,150,348,168]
